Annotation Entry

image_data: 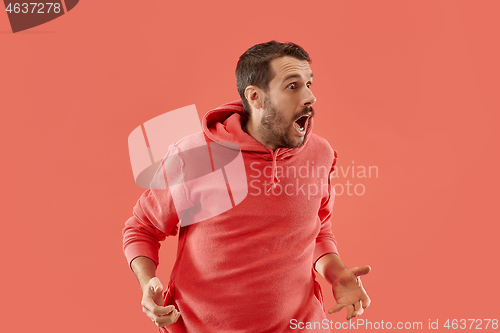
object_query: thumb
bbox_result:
[352,265,371,277]
[149,277,164,294]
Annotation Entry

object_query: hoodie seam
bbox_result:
[171,142,194,208]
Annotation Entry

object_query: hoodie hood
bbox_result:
[202,99,315,190]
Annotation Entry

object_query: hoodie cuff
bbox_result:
[124,241,160,268]
[313,240,339,270]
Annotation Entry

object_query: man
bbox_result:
[123,41,371,332]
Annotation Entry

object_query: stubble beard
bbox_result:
[260,93,313,149]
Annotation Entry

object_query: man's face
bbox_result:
[258,56,316,149]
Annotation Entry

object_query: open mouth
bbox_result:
[293,114,311,135]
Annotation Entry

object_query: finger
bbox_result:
[154,309,181,327]
[328,303,346,314]
[143,306,175,321]
[149,277,164,294]
[157,305,177,316]
[173,309,182,323]
[152,304,175,317]
[352,301,364,318]
[142,298,175,316]
[153,290,166,307]
[149,309,177,326]
[147,278,166,307]
[352,265,371,277]
[346,304,355,320]
[361,294,371,309]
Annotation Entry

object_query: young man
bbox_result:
[123,41,371,332]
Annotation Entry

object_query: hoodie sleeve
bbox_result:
[313,150,339,267]
[122,151,186,268]
[122,188,180,267]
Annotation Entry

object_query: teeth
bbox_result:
[293,117,308,134]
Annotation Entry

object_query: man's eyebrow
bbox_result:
[282,72,314,82]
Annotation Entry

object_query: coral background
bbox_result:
[1,1,499,332]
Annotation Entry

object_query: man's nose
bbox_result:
[302,87,316,107]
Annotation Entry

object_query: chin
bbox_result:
[288,137,306,149]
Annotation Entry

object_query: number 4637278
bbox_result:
[5,3,62,14]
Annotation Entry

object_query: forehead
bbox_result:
[269,56,313,84]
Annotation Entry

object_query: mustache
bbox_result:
[294,106,315,120]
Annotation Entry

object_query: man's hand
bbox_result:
[328,266,371,320]
[141,277,181,327]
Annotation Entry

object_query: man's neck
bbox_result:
[242,117,277,151]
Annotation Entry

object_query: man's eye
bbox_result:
[307,83,312,88]
[287,83,296,89]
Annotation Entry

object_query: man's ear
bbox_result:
[244,85,264,112]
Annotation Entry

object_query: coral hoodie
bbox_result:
[123,100,339,332]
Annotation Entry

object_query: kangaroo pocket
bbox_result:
[158,280,184,333]
[163,279,176,306]
[313,279,325,311]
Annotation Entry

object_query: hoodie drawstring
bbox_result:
[267,150,280,193]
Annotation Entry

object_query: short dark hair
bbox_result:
[235,41,311,117]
